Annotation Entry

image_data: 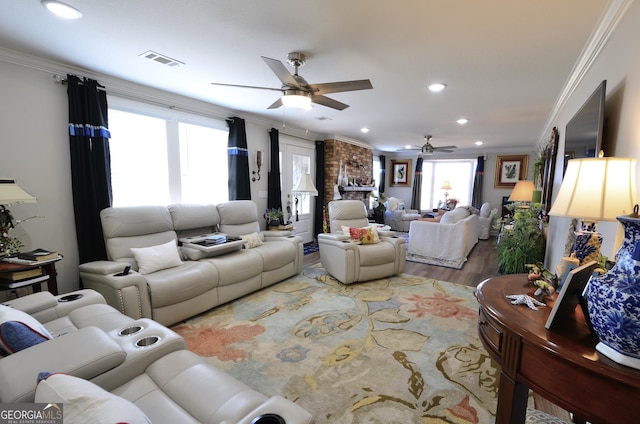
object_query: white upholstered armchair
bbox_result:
[478,202,498,240]
[318,200,406,285]
[383,197,421,231]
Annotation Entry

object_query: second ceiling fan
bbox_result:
[405,135,457,155]
[211,52,373,111]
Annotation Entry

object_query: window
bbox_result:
[108,101,228,207]
[420,159,477,210]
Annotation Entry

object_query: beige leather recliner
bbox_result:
[0,290,313,424]
[318,200,405,284]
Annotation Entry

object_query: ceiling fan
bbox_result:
[402,135,457,155]
[211,52,373,111]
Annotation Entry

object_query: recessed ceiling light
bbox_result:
[41,0,83,19]
[360,127,370,133]
[475,140,484,146]
[457,118,469,125]
[428,83,446,92]
[404,145,412,149]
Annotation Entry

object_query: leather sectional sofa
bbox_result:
[0,289,312,423]
[79,201,303,326]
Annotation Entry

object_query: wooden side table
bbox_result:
[476,274,640,424]
[0,256,61,296]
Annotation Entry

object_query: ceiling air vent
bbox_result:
[139,51,185,68]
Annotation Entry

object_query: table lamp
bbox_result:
[292,173,318,221]
[508,180,535,208]
[549,157,636,264]
[440,181,452,203]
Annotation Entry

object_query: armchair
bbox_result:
[318,200,405,284]
[384,197,421,231]
[478,202,498,240]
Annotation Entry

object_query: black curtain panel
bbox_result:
[66,74,112,264]
[411,157,423,210]
[226,117,251,200]
[267,128,282,212]
[314,140,326,238]
[379,154,386,193]
[472,156,485,207]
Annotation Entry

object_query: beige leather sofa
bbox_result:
[408,206,480,269]
[79,201,303,326]
[318,200,405,284]
[0,290,313,423]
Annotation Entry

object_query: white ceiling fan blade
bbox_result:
[434,145,457,150]
[310,79,373,95]
[261,56,300,88]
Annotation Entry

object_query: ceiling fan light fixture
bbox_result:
[428,83,446,92]
[41,0,83,19]
[281,90,311,109]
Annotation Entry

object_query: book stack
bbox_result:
[0,268,49,289]
[193,234,228,246]
[17,248,59,262]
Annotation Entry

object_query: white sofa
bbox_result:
[0,290,312,423]
[79,201,303,326]
[383,197,421,231]
[408,206,479,269]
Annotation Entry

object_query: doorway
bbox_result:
[281,139,315,243]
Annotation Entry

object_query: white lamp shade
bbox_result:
[440,181,452,190]
[508,180,535,202]
[549,157,637,221]
[0,179,37,204]
[293,174,318,196]
[281,92,312,109]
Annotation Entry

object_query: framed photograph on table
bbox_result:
[390,159,412,187]
[495,155,528,188]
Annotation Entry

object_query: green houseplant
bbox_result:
[496,203,545,274]
[264,208,284,226]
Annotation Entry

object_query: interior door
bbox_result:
[283,143,315,243]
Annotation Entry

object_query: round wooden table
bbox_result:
[476,274,640,424]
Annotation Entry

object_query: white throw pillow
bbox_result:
[35,373,151,424]
[480,202,491,218]
[0,305,52,354]
[440,207,469,224]
[130,240,183,274]
[241,232,264,249]
[386,197,400,211]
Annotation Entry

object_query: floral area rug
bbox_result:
[172,266,499,423]
[397,232,467,269]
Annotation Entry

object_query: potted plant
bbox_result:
[0,205,23,257]
[370,191,387,224]
[496,203,545,274]
[264,208,284,227]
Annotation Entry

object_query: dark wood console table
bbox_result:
[476,274,640,424]
[0,256,61,296]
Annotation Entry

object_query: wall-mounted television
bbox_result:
[563,80,606,172]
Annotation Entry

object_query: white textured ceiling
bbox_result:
[0,0,608,155]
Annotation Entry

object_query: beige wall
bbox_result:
[545,1,640,271]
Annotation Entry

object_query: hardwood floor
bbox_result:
[304,238,500,288]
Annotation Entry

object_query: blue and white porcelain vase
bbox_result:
[585,213,640,369]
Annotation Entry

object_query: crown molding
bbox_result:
[539,0,634,146]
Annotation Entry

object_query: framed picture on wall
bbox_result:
[390,159,412,187]
[495,155,528,188]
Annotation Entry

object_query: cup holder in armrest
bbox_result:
[58,294,84,303]
[135,336,161,348]
[250,414,285,424]
[118,325,143,336]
